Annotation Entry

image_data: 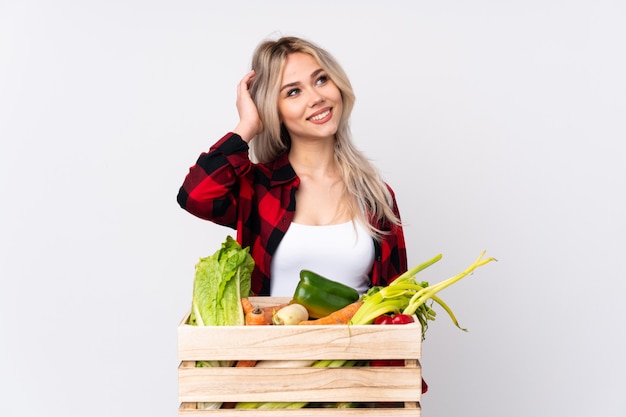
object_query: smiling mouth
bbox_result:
[308,109,331,121]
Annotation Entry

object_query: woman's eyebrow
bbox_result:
[280,80,300,93]
[280,68,325,92]
[310,68,324,79]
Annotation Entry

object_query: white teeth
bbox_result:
[309,110,330,121]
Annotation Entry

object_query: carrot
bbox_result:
[245,306,269,325]
[241,297,256,315]
[241,298,289,325]
[235,360,257,367]
[298,301,363,325]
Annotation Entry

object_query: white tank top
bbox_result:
[269,220,375,297]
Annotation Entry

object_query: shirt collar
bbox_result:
[269,150,299,187]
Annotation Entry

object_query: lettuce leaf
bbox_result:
[190,236,254,327]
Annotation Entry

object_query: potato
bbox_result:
[272,303,309,325]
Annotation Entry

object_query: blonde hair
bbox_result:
[248,36,400,238]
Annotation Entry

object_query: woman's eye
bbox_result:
[287,88,300,97]
[316,75,328,85]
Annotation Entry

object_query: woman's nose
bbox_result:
[310,93,325,106]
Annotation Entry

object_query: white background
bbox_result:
[1,1,625,416]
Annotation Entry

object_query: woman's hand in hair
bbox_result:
[233,70,263,142]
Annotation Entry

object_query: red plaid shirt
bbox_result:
[177,133,407,295]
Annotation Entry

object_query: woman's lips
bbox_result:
[307,108,332,123]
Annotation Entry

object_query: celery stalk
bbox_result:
[429,294,465,331]
[403,250,496,317]
[392,253,443,284]
[350,251,496,340]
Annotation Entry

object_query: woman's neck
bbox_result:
[288,138,337,178]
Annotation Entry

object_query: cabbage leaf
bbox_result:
[189,236,254,327]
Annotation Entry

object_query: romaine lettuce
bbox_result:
[190,236,254,327]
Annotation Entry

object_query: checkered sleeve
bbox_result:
[177,133,252,228]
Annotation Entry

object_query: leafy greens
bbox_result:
[189,236,254,327]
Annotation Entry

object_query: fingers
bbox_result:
[244,69,256,82]
[236,70,256,106]
[234,70,263,142]
[238,70,255,94]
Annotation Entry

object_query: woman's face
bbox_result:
[277,52,343,143]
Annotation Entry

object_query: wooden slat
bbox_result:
[178,324,421,361]
[178,300,422,362]
[179,405,421,416]
[178,365,422,403]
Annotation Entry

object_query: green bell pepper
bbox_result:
[293,270,360,319]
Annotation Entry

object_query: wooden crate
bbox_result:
[178,297,422,416]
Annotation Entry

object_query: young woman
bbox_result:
[177,36,407,297]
